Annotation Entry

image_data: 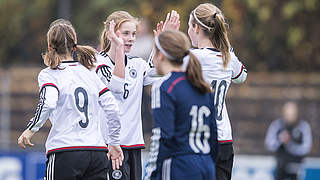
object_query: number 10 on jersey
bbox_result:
[211,80,227,121]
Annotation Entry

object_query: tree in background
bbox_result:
[0,0,56,66]
[222,0,320,71]
[0,0,319,71]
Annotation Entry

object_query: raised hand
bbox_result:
[162,10,180,31]
[153,10,180,37]
[108,145,124,170]
[17,129,35,149]
[153,21,164,37]
[108,20,124,47]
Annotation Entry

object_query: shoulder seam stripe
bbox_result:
[167,76,186,93]
[95,64,107,73]
[41,83,59,91]
[99,87,110,97]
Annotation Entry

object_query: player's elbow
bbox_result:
[232,71,247,84]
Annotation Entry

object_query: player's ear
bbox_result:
[195,24,200,34]
[159,52,166,62]
[48,45,53,51]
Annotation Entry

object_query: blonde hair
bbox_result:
[100,11,138,52]
[191,3,231,68]
[42,20,97,70]
[156,30,211,94]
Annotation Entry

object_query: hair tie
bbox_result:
[73,44,77,52]
[155,36,175,60]
[213,13,217,18]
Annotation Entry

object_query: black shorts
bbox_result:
[108,149,142,180]
[215,143,234,180]
[45,150,109,180]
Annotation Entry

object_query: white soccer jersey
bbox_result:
[189,48,247,143]
[27,61,121,155]
[95,52,157,148]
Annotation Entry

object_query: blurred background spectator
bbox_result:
[129,19,153,60]
[265,101,312,180]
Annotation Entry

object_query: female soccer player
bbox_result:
[144,30,218,180]
[17,19,123,180]
[187,3,248,180]
[95,11,179,180]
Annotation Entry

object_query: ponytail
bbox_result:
[186,52,211,94]
[75,45,97,70]
[43,50,63,70]
[100,28,111,52]
[210,13,230,68]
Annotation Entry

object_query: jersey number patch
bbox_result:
[123,83,129,99]
[189,105,211,153]
[211,80,227,121]
[74,87,89,128]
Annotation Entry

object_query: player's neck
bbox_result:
[197,38,214,49]
[60,55,74,62]
[107,50,115,63]
[162,64,183,75]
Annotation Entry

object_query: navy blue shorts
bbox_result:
[153,154,215,180]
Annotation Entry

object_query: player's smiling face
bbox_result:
[188,15,198,47]
[119,21,137,53]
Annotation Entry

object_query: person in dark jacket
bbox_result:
[265,101,312,180]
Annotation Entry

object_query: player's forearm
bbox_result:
[110,44,125,79]
[107,115,121,146]
[99,92,121,146]
[109,74,125,94]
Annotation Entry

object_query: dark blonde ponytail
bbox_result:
[75,45,97,69]
[100,28,111,52]
[210,13,230,68]
[191,3,231,68]
[42,50,63,69]
[156,30,211,94]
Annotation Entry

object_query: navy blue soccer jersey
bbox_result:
[144,72,218,180]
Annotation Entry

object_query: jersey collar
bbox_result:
[61,60,78,63]
[104,53,128,67]
[205,47,220,52]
